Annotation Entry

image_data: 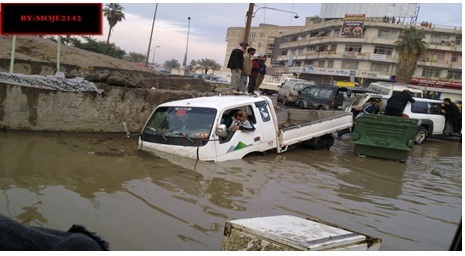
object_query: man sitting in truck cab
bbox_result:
[229,110,255,132]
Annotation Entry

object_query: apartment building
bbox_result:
[222,23,305,75]
[274,17,462,92]
[223,4,461,97]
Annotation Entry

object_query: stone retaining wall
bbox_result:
[0,83,219,133]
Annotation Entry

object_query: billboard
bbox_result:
[320,3,417,19]
[341,14,365,37]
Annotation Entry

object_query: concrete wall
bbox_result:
[0,83,217,133]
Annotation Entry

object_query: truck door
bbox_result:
[214,104,266,161]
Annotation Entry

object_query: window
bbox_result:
[431,33,449,43]
[374,46,393,55]
[371,63,390,72]
[255,101,271,122]
[327,60,334,68]
[248,32,255,41]
[436,52,444,60]
[345,44,362,52]
[447,70,462,80]
[378,29,396,39]
[429,103,442,114]
[298,48,304,54]
[422,68,442,77]
[451,54,460,62]
[142,107,217,146]
[308,87,318,96]
[317,60,325,67]
[219,106,255,143]
[259,32,264,38]
[455,36,462,45]
[317,88,333,99]
[341,60,359,69]
[411,102,428,114]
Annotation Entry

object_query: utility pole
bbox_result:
[243,3,254,42]
[146,3,158,67]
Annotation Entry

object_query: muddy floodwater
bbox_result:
[0,131,461,251]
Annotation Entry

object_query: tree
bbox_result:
[394,26,427,83]
[124,52,147,63]
[103,3,125,44]
[70,36,126,59]
[189,58,221,74]
[163,59,181,72]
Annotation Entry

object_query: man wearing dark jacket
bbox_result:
[441,98,461,135]
[384,89,415,116]
[227,41,248,92]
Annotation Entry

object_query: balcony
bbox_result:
[418,60,462,69]
[277,51,398,63]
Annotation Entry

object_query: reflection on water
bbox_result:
[0,131,461,250]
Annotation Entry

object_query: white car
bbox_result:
[395,97,445,144]
[277,79,315,105]
[350,95,445,144]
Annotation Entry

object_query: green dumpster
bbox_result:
[352,114,419,161]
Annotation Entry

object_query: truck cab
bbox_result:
[139,96,277,161]
[139,95,353,161]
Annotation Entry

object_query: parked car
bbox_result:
[277,79,315,105]
[210,76,229,85]
[296,85,376,110]
[350,94,446,144]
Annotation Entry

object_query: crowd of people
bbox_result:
[353,89,462,137]
[227,41,267,95]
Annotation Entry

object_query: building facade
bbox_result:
[223,12,461,98]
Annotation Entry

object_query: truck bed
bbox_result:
[275,109,353,147]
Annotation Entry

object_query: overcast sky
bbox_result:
[90,1,463,66]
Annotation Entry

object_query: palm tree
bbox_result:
[103,3,125,44]
[163,59,181,72]
[191,58,222,74]
[394,26,427,83]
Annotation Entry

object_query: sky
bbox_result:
[3,1,463,66]
[90,1,462,66]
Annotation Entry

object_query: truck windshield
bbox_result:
[141,107,217,146]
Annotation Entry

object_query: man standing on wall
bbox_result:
[239,47,256,93]
[227,42,248,92]
[255,54,267,93]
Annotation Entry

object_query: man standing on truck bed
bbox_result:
[227,41,248,92]
[384,89,415,117]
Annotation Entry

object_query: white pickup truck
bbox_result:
[138,95,353,161]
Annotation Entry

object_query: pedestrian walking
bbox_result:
[384,89,415,117]
[227,41,248,92]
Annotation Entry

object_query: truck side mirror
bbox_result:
[215,124,228,138]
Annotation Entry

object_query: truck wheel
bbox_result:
[306,134,335,150]
[298,101,305,109]
[415,128,428,144]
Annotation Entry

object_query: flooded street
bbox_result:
[0,131,461,251]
